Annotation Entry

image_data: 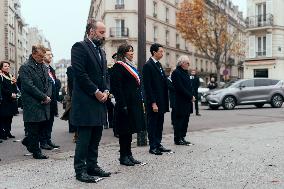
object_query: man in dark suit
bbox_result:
[19,45,52,159]
[71,20,111,183]
[40,48,60,150]
[190,69,201,116]
[142,43,171,155]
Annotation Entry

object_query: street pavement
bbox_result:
[1,119,284,188]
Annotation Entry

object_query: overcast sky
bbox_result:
[21,0,246,63]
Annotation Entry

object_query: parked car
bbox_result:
[201,78,284,110]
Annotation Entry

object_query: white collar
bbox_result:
[151,57,158,63]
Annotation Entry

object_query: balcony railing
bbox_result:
[256,51,266,57]
[110,27,129,38]
[115,4,125,9]
[246,14,273,28]
[176,44,180,49]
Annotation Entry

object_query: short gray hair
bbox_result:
[177,55,190,66]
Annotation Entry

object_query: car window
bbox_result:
[254,79,271,86]
[271,79,280,85]
[240,80,254,87]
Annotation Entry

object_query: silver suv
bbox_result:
[201,78,284,110]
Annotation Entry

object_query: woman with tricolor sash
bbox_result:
[110,44,145,166]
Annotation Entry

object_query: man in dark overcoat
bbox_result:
[172,55,195,145]
[71,21,111,183]
[142,43,171,155]
[19,45,52,159]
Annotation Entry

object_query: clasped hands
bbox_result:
[95,91,108,103]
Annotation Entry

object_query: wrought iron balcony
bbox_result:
[110,27,129,38]
[256,51,266,57]
[246,14,273,28]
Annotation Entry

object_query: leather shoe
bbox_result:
[33,153,49,159]
[182,138,193,145]
[87,167,111,177]
[119,156,135,166]
[76,172,101,183]
[0,139,2,143]
[149,148,162,155]
[158,146,171,152]
[40,144,53,150]
[7,133,15,138]
[175,140,186,145]
[22,138,33,153]
[47,141,60,148]
[128,155,141,164]
[196,113,201,116]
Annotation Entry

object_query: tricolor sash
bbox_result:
[116,61,140,85]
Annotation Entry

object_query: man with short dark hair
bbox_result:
[71,20,111,183]
[142,43,171,155]
[190,69,201,116]
[19,45,52,159]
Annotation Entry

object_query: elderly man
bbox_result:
[71,20,111,183]
[171,55,195,145]
[19,45,52,159]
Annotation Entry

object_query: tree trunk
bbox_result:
[215,61,221,87]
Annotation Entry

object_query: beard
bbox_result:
[92,37,105,47]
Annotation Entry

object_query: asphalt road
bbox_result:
[1,103,283,164]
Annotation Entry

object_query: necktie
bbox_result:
[95,47,102,61]
[157,61,164,77]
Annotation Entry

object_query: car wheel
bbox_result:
[271,94,283,108]
[255,103,264,108]
[209,105,219,110]
[222,96,236,110]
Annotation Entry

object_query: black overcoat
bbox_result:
[18,56,52,122]
[142,58,169,113]
[110,62,145,135]
[171,66,194,116]
[0,74,18,117]
[190,75,200,96]
[70,38,109,126]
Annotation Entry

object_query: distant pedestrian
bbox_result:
[0,61,18,140]
[190,69,201,116]
[207,77,218,90]
[19,45,52,159]
[110,44,144,166]
[39,48,60,150]
[143,43,171,155]
[171,55,195,145]
[71,20,111,183]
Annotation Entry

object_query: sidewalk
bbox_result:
[1,121,284,189]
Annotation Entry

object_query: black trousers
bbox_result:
[147,112,164,150]
[24,121,47,154]
[40,115,54,145]
[174,114,190,141]
[119,133,132,157]
[171,108,177,128]
[74,126,103,175]
[0,116,13,137]
[194,95,199,114]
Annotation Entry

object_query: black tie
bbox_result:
[157,61,164,77]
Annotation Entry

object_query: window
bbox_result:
[166,30,169,45]
[254,79,271,86]
[176,34,180,48]
[241,80,254,87]
[256,3,266,26]
[115,19,125,37]
[165,7,169,22]
[256,36,266,56]
[166,52,170,67]
[254,69,268,78]
[153,26,157,42]
[115,0,124,9]
[153,2,157,17]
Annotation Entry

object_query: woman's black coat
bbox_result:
[110,62,145,135]
[171,66,194,116]
[0,74,18,117]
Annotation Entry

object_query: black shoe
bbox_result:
[33,153,49,159]
[182,138,193,146]
[87,167,111,177]
[119,156,135,166]
[40,144,54,150]
[128,155,141,164]
[7,133,15,138]
[22,138,33,153]
[158,146,171,152]
[47,141,60,148]
[0,135,7,140]
[76,172,102,183]
[149,148,163,155]
[0,139,2,143]
[175,139,186,145]
[196,113,201,116]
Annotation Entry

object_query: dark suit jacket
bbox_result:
[190,75,200,96]
[19,55,52,122]
[142,58,169,113]
[47,65,59,116]
[66,66,73,97]
[171,66,193,116]
[70,38,109,126]
[110,62,144,135]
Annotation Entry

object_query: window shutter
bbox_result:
[266,33,272,57]
[249,35,256,58]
